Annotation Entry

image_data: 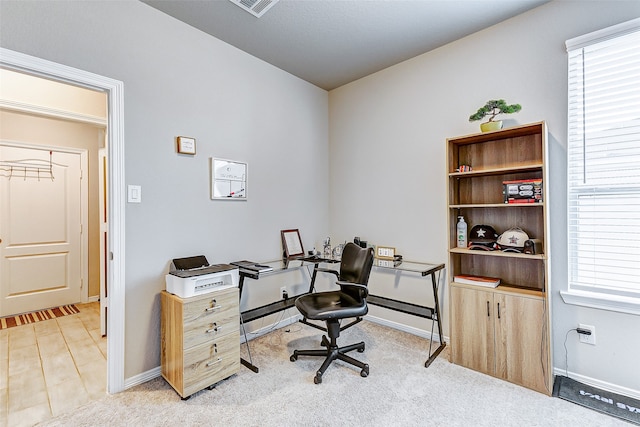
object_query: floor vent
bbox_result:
[229,0,279,18]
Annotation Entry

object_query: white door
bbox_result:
[0,144,84,317]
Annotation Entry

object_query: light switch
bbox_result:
[128,185,142,203]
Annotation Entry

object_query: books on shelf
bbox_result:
[453,274,501,288]
[230,260,273,273]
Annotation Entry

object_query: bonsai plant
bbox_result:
[469,99,521,132]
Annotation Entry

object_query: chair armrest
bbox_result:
[336,281,369,298]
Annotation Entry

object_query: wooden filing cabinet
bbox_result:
[161,287,240,398]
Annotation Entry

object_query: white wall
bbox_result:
[0,1,329,378]
[329,1,640,396]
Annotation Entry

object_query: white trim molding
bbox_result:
[0,99,107,127]
[566,17,640,51]
[0,47,127,394]
[560,290,640,316]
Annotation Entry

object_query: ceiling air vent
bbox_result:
[228,0,279,18]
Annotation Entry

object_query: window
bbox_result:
[563,18,640,315]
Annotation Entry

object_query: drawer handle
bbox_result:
[206,323,221,333]
[206,357,222,367]
[205,304,223,312]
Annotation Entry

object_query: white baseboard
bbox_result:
[87,295,100,303]
[365,314,449,344]
[553,367,640,400]
[124,366,161,390]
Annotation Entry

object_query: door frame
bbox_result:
[0,47,126,393]
[0,141,89,306]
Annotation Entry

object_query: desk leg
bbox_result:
[307,262,320,293]
[425,271,446,368]
[240,313,259,373]
[238,275,259,373]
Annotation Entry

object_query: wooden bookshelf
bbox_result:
[446,122,552,395]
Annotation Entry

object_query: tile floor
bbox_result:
[0,302,106,427]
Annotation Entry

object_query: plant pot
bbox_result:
[480,120,503,132]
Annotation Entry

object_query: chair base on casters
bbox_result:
[290,320,369,384]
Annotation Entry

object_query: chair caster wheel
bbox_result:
[314,372,322,384]
[361,364,369,377]
[357,345,365,353]
[290,354,298,362]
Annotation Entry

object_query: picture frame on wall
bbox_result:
[211,158,247,200]
[281,229,304,259]
[176,136,196,155]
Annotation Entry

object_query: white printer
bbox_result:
[165,255,239,299]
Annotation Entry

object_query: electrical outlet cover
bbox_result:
[578,324,596,345]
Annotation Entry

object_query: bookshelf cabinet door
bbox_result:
[494,293,549,394]
[450,285,495,376]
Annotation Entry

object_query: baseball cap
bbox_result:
[496,227,529,252]
[468,225,498,251]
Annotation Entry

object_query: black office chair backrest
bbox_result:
[339,242,375,299]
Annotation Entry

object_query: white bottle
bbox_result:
[456,216,468,248]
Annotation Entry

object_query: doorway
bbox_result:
[0,47,125,393]
[0,143,87,317]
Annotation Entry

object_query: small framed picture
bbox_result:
[376,246,396,260]
[177,136,196,155]
[281,229,304,259]
[211,158,247,200]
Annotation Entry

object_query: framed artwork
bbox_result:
[176,136,196,155]
[376,246,396,260]
[281,229,304,259]
[211,158,247,200]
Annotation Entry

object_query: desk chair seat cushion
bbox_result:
[295,291,368,321]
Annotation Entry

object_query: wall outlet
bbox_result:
[280,286,287,300]
[578,324,596,345]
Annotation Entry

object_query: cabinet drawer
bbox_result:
[184,313,239,349]
[183,330,240,396]
[182,287,238,325]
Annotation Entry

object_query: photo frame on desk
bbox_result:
[281,229,304,259]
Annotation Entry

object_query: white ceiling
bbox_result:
[142,0,550,91]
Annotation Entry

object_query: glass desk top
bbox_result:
[238,257,444,278]
[372,259,445,276]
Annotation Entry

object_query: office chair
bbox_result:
[290,242,374,384]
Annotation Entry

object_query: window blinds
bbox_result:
[566,21,640,299]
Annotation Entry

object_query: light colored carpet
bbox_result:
[37,320,627,426]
